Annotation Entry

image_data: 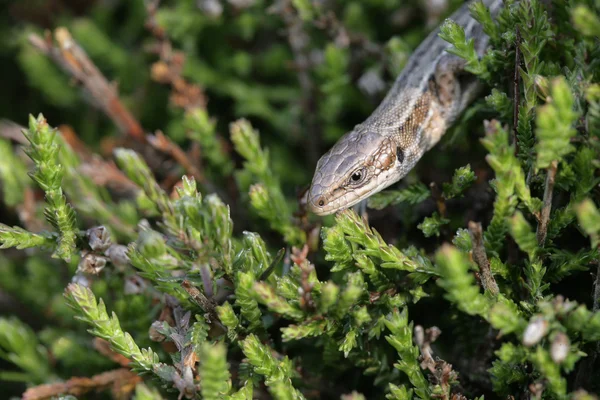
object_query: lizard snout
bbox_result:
[306,182,328,215]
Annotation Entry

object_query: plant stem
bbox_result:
[536,160,557,245]
[469,221,499,296]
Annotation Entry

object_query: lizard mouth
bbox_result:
[306,183,333,216]
[307,182,372,216]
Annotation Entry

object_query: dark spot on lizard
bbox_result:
[396,146,404,164]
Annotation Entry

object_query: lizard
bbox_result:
[307,0,503,216]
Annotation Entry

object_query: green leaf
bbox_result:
[241,334,305,399]
[575,199,600,248]
[384,308,429,399]
[417,212,449,238]
[231,119,305,246]
[0,224,55,250]
[439,19,487,77]
[0,138,29,207]
[185,108,234,175]
[508,212,539,262]
[535,77,579,169]
[0,317,51,383]
[254,281,304,320]
[338,328,358,357]
[199,342,231,400]
[469,0,500,42]
[436,245,491,316]
[572,5,600,37]
[489,299,526,335]
[236,272,264,329]
[367,183,430,210]
[63,283,161,375]
[442,164,476,199]
[281,320,328,342]
[529,347,567,397]
[23,114,78,261]
[452,228,472,253]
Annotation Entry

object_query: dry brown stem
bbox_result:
[22,368,140,400]
[468,221,499,296]
[29,29,146,143]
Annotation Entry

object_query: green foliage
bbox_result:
[241,334,304,399]
[439,19,487,78]
[199,342,231,400]
[442,164,476,199]
[185,109,234,176]
[384,309,428,399]
[254,280,304,320]
[436,245,490,316]
[334,210,429,274]
[0,138,29,207]
[0,318,52,384]
[508,212,539,262]
[1,0,600,399]
[134,384,165,400]
[529,347,567,397]
[367,182,430,210]
[535,77,579,169]
[572,5,600,37]
[64,283,161,375]
[417,212,449,238]
[23,115,78,261]
[231,119,305,246]
[0,224,54,250]
[481,121,541,254]
[489,343,528,394]
[469,0,500,43]
[576,199,600,248]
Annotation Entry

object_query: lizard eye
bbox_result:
[350,168,366,184]
[396,146,404,164]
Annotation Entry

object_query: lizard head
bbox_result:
[307,129,410,216]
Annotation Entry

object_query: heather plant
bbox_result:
[0,0,599,399]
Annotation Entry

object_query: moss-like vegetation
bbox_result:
[1,0,599,399]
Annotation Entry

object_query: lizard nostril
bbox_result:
[318,199,325,207]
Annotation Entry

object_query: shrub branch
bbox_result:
[469,221,499,296]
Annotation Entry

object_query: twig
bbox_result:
[536,160,557,245]
[414,325,441,372]
[430,182,447,217]
[0,119,28,145]
[529,382,544,400]
[468,221,499,296]
[93,338,132,367]
[181,280,220,325]
[291,245,316,311]
[0,120,140,197]
[78,158,140,197]
[29,29,146,143]
[414,325,456,400]
[17,187,46,233]
[145,0,207,112]
[144,1,239,208]
[147,130,205,184]
[22,368,141,400]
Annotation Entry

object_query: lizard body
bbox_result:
[307,0,503,215]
